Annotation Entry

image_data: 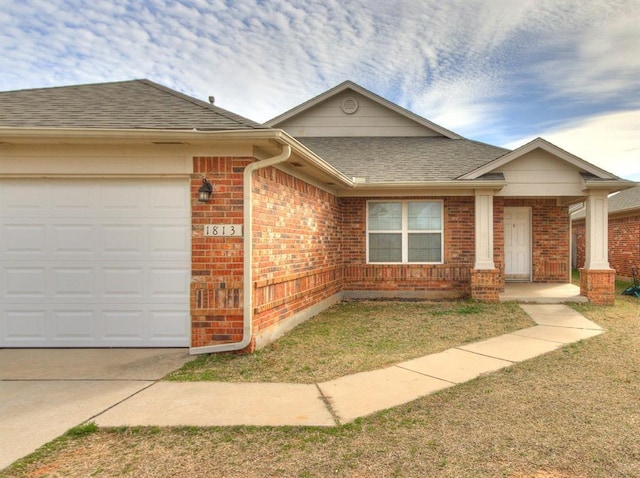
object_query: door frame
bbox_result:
[504,206,532,282]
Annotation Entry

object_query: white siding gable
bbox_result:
[495,149,588,197]
[274,91,445,138]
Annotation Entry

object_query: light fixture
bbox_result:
[198,178,213,202]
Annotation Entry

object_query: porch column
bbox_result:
[474,190,495,270]
[580,190,615,304]
[471,189,500,302]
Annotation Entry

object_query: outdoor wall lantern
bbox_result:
[198,178,214,202]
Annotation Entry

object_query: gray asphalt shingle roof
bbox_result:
[297,136,510,182]
[0,79,264,130]
[573,185,640,219]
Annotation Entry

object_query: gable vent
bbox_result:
[341,96,359,114]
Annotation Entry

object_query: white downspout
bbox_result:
[190,144,291,354]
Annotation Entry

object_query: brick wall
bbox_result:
[341,196,474,296]
[609,215,640,279]
[190,156,251,348]
[573,220,586,270]
[251,167,343,345]
[190,157,579,350]
[503,198,569,282]
[580,268,616,305]
[574,213,640,279]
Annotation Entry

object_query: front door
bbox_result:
[504,207,531,281]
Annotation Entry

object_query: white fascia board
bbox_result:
[336,180,506,197]
[459,137,619,180]
[582,178,637,192]
[0,127,285,144]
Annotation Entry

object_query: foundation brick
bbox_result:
[580,268,616,305]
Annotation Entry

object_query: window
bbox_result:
[367,201,443,263]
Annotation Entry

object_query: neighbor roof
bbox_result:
[0,79,264,130]
[572,185,640,219]
[297,136,509,182]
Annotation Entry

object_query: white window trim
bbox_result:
[366,199,444,264]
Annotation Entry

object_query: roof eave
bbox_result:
[352,179,507,190]
[582,178,637,192]
[0,127,284,144]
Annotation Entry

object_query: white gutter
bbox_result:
[190,144,292,354]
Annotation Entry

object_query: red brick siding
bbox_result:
[503,198,570,282]
[341,197,474,295]
[609,215,640,279]
[580,268,615,305]
[190,156,251,347]
[189,156,578,349]
[470,269,501,302]
[251,167,343,342]
[573,220,586,270]
[574,214,640,279]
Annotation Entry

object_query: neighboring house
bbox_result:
[572,185,640,280]
[0,80,634,352]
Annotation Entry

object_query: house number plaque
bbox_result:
[204,224,243,237]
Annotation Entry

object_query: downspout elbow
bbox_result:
[190,144,292,354]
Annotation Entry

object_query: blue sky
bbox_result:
[2,0,639,180]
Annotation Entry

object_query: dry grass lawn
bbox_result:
[3,295,639,478]
[167,300,532,383]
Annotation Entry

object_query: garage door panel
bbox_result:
[50,183,95,211]
[52,268,95,298]
[149,182,190,211]
[149,268,190,298]
[103,310,145,340]
[103,268,144,298]
[53,225,94,254]
[3,310,47,342]
[0,183,43,212]
[3,267,47,299]
[0,179,190,347]
[150,310,190,338]
[2,224,47,254]
[102,225,144,255]
[150,225,190,255]
[53,310,96,340]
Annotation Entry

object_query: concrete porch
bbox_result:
[499,282,587,304]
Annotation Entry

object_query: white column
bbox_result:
[584,191,611,270]
[474,190,495,270]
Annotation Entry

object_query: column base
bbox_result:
[580,268,616,305]
[470,269,501,302]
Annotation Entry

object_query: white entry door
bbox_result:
[0,178,191,347]
[504,207,531,281]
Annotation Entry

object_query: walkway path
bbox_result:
[93,304,603,427]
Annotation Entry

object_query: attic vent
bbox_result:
[341,96,359,114]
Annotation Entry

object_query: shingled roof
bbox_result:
[0,79,264,130]
[297,136,509,182]
[573,185,640,219]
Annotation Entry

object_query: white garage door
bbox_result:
[0,179,191,347]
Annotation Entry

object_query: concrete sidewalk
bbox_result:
[94,304,604,428]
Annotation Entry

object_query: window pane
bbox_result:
[408,202,441,230]
[368,202,402,230]
[408,233,442,262]
[369,233,402,262]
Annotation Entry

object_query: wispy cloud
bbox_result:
[505,109,640,181]
[1,0,638,177]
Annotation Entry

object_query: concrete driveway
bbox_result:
[0,348,192,470]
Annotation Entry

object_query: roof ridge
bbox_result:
[0,79,140,95]
[137,79,265,129]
